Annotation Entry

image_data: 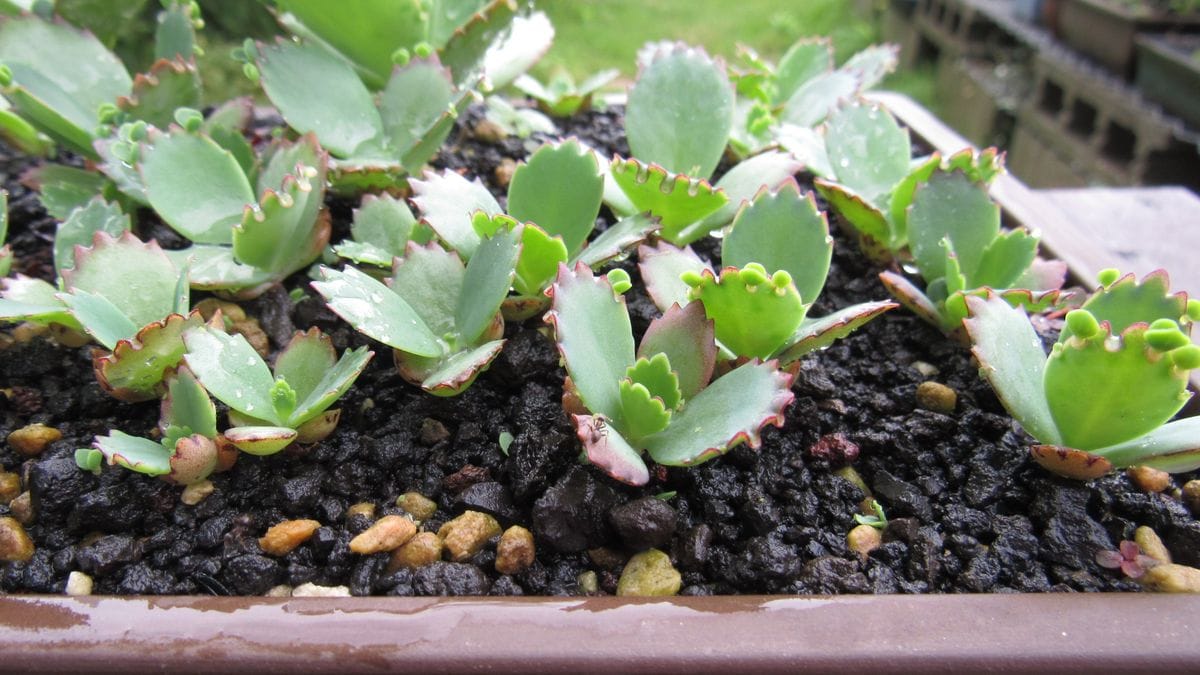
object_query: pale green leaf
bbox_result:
[313,265,443,357]
[455,224,520,344]
[54,198,129,275]
[183,327,280,424]
[508,139,603,256]
[140,130,255,245]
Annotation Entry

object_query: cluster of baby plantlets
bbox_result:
[411,138,658,317]
[315,218,520,396]
[965,269,1200,479]
[546,264,794,485]
[513,67,618,117]
[0,2,201,159]
[638,179,895,364]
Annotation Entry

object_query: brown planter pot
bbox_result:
[1135,32,1200,127]
[4,94,1195,671]
[1057,0,1200,79]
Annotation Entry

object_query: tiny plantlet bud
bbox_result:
[738,264,768,286]
[243,62,260,82]
[391,47,411,66]
[173,107,204,132]
[1098,268,1120,287]
[1146,321,1189,352]
[1066,310,1100,339]
[414,42,433,59]
[129,120,148,142]
[771,270,791,289]
[0,64,11,87]
[1187,299,1200,322]
[680,270,704,288]
[1170,345,1200,370]
[607,269,632,295]
[97,103,120,124]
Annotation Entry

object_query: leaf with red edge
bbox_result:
[610,157,727,243]
[572,414,650,486]
[637,301,716,400]
[637,241,710,313]
[95,311,209,402]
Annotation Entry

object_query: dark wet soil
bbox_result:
[2,105,1198,597]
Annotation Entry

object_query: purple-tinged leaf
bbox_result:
[1030,445,1112,480]
[879,271,944,331]
[571,213,659,271]
[637,241,710,313]
[94,431,170,477]
[777,300,897,364]
[637,302,717,400]
[572,414,650,486]
[167,434,218,486]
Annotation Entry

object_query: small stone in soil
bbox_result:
[617,549,681,597]
[413,561,491,596]
[0,471,20,504]
[807,433,860,466]
[293,582,351,597]
[495,525,535,575]
[65,571,93,596]
[915,381,957,415]
[350,515,417,554]
[609,496,677,551]
[0,516,34,562]
[438,511,501,562]
[10,491,33,524]
[259,519,322,557]
[1184,480,1200,515]
[397,492,438,521]
[388,531,443,573]
[1127,466,1171,493]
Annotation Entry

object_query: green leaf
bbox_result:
[840,44,899,90]
[610,157,727,243]
[1094,417,1200,473]
[573,415,650,486]
[95,312,206,402]
[1064,270,1187,341]
[412,338,503,396]
[428,0,491,48]
[687,264,806,360]
[0,15,130,145]
[962,295,1061,446]
[722,180,832,305]
[513,224,567,297]
[570,213,659,270]
[546,263,636,425]
[482,10,554,90]
[94,431,171,476]
[379,56,456,161]
[273,328,337,405]
[289,345,372,426]
[223,426,297,456]
[56,0,149,48]
[140,130,256,245]
[54,198,129,275]
[410,169,501,258]
[62,231,181,329]
[0,275,77,329]
[439,0,517,87]
[813,179,890,257]
[887,154,941,247]
[781,71,857,128]
[389,241,465,339]
[75,448,103,473]
[776,300,896,364]
[637,241,710,313]
[824,101,911,202]
[277,0,427,88]
[626,353,682,410]
[313,265,443,357]
[908,171,999,284]
[60,289,138,349]
[32,164,110,220]
[637,301,716,400]
[1045,322,1192,450]
[254,39,385,158]
[507,139,603,256]
[626,43,734,178]
[183,327,280,424]
[644,360,793,466]
[117,59,200,129]
[234,158,329,278]
[162,365,217,439]
[154,1,196,62]
[455,223,520,344]
[774,39,832,104]
[165,245,274,295]
[691,151,803,237]
[619,378,673,441]
[972,228,1039,290]
[879,270,946,331]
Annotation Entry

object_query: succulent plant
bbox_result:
[812,101,1006,263]
[0,230,211,401]
[604,42,803,246]
[75,366,228,487]
[964,270,1200,479]
[546,263,795,485]
[638,179,895,364]
[729,39,898,159]
[241,38,470,193]
[135,120,330,298]
[876,170,1066,337]
[513,67,618,117]
[0,5,200,158]
[182,326,373,454]
[332,193,434,268]
[314,221,521,396]
[272,0,551,91]
[412,139,659,316]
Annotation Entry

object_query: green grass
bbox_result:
[535,0,877,79]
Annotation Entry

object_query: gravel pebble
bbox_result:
[495,526,535,575]
[259,519,322,556]
[617,549,681,597]
[438,511,501,562]
[350,515,417,554]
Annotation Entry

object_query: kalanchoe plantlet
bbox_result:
[964,269,1200,480]
[513,67,618,117]
[0,231,210,401]
[182,327,373,455]
[546,263,795,485]
[314,220,521,396]
[75,366,232,487]
[878,169,1066,338]
[639,179,895,364]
